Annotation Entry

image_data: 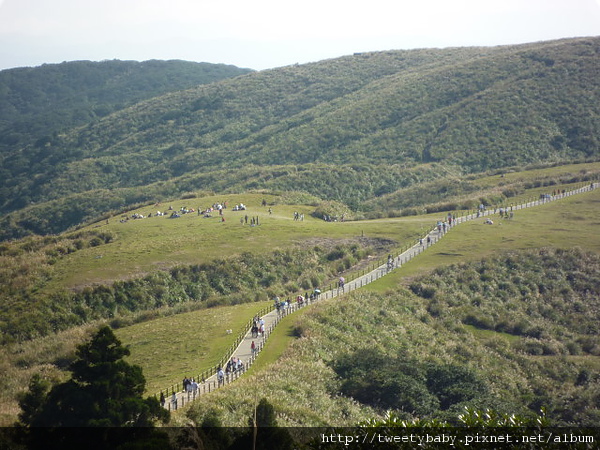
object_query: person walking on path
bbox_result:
[217,367,225,387]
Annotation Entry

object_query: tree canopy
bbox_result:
[17,326,169,448]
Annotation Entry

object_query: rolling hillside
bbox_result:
[1,37,599,241]
[0,59,252,211]
[0,59,252,153]
[2,37,600,433]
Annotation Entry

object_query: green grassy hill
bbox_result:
[2,37,599,239]
[0,59,252,212]
[0,59,252,152]
[2,38,600,430]
[180,247,600,428]
[0,164,597,345]
[178,191,600,428]
[1,169,598,426]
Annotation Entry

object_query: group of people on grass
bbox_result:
[116,201,240,222]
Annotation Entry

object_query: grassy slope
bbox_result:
[116,300,272,396]
[176,187,600,427]
[381,184,600,284]
[48,194,424,290]
[3,38,599,241]
[44,162,600,291]
[1,167,598,425]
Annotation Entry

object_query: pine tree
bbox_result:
[17,326,170,449]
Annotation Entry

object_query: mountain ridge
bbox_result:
[1,37,599,239]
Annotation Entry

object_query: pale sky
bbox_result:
[0,0,599,71]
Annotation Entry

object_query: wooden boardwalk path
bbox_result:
[161,183,597,411]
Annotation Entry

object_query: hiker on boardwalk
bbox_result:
[217,367,225,387]
[171,392,177,410]
[251,340,256,355]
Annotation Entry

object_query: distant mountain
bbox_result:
[0,59,252,163]
[1,37,599,239]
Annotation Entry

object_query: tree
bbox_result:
[229,398,293,450]
[16,374,51,427]
[17,326,170,449]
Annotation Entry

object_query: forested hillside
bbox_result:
[0,59,251,212]
[1,37,599,239]
[0,59,251,152]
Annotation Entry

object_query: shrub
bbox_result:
[300,279,312,290]
[513,339,545,355]
[400,208,419,216]
[409,282,437,299]
[463,313,494,330]
[427,301,445,318]
[88,237,103,247]
[326,248,346,261]
[566,341,582,355]
[333,350,489,416]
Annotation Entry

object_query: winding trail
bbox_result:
[161,183,597,411]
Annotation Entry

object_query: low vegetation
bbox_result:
[0,238,381,344]
[2,39,600,433]
[2,38,600,239]
[409,247,600,354]
[1,172,599,427]
[182,248,600,428]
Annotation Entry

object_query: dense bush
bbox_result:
[410,248,600,353]
[0,243,368,343]
[333,350,489,417]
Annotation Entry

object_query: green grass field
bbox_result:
[43,162,599,293]
[116,300,272,396]
[2,163,599,425]
[49,194,427,291]
[368,185,600,290]
[115,183,600,400]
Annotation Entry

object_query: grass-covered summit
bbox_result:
[2,37,599,239]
